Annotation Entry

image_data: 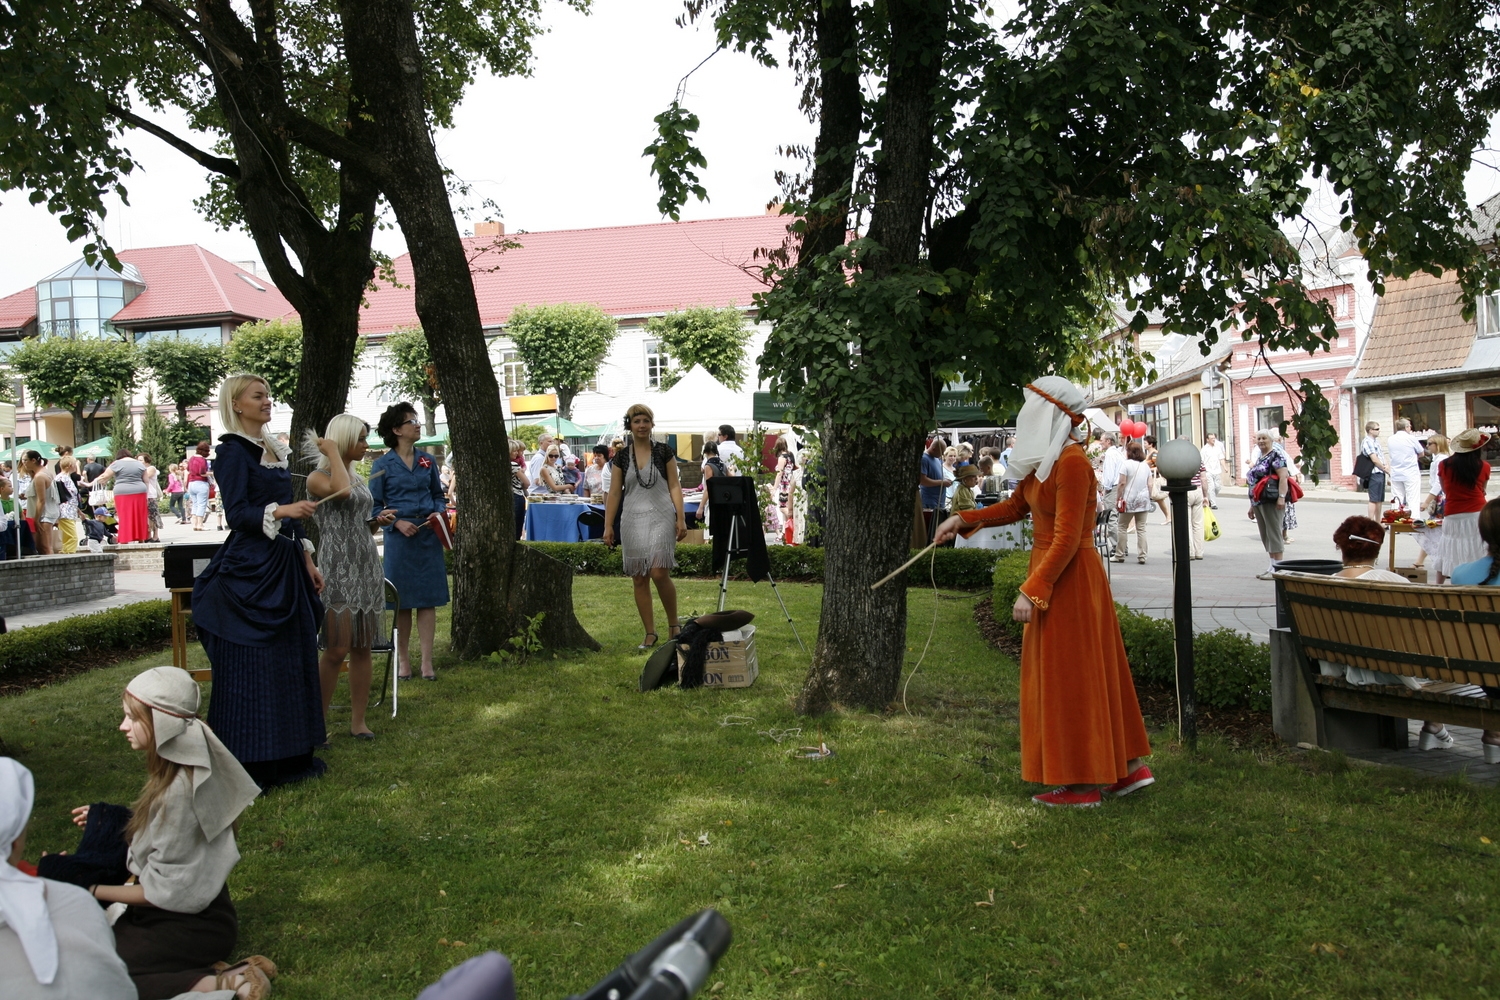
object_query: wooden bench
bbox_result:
[1270,572,1500,750]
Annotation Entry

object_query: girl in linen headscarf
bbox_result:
[936,377,1153,808]
[73,667,275,999]
[1,757,137,999]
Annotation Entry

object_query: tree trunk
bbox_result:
[340,0,596,654]
[71,408,88,448]
[421,396,438,437]
[797,425,924,712]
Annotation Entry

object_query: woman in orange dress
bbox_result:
[937,376,1152,807]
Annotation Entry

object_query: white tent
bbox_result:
[647,364,751,434]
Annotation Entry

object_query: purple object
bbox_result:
[416,952,515,1000]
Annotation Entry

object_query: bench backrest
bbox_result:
[1274,571,1500,688]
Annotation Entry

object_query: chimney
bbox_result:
[474,220,506,237]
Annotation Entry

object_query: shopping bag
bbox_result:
[1204,506,1221,542]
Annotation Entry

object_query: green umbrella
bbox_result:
[74,436,115,459]
[1,440,60,461]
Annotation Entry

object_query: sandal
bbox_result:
[636,632,659,652]
[216,956,278,981]
[214,962,272,998]
[668,624,682,641]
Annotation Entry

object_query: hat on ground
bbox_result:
[1451,428,1492,454]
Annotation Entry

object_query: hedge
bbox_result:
[990,550,1270,709]
[503,542,1000,589]
[0,600,173,678]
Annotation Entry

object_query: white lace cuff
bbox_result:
[262,502,280,541]
[301,538,315,555]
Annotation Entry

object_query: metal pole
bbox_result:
[1167,480,1197,749]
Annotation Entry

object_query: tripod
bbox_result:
[715,509,806,652]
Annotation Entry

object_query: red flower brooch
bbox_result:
[418,456,433,469]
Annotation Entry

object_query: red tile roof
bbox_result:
[0,287,36,333]
[359,215,796,335]
[111,245,296,326]
[1354,270,1475,381]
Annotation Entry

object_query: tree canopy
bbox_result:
[139,338,228,428]
[644,306,754,390]
[507,303,619,419]
[657,0,1500,712]
[227,320,303,404]
[376,327,442,434]
[4,337,137,444]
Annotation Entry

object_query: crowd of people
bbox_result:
[1,442,228,559]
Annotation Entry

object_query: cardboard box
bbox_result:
[682,528,706,545]
[689,625,759,688]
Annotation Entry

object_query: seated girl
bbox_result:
[74,667,276,998]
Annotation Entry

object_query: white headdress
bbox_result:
[0,758,57,985]
[125,667,260,840]
[1001,376,1089,484]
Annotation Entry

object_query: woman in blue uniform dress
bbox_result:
[192,373,327,789]
[370,402,449,680]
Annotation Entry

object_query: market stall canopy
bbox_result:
[548,416,607,440]
[74,436,116,459]
[649,365,742,434]
[752,390,1007,429]
[1,440,60,461]
[1083,408,1119,434]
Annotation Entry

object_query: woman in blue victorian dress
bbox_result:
[192,374,327,789]
[370,402,450,681]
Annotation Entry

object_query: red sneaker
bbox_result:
[1103,765,1155,798]
[1031,787,1102,808]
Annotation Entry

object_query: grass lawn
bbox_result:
[7,576,1500,999]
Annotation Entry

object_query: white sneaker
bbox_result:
[1418,727,1455,751]
[1483,742,1500,765]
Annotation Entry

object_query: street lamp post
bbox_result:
[1155,438,1201,750]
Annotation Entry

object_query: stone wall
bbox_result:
[0,554,116,614]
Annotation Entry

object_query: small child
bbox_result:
[950,460,982,513]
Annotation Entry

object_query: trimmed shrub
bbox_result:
[0,600,173,677]
[1114,604,1271,710]
[990,550,1032,640]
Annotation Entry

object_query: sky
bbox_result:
[0,0,815,294]
[1,1,1497,297]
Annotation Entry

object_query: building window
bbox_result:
[36,260,144,339]
[136,327,222,345]
[1202,404,1224,444]
[1143,401,1169,443]
[645,339,668,390]
[498,350,526,397]
[1476,291,1500,338]
[1173,394,1194,441]
[1256,406,1285,432]
[1468,391,1500,463]
[1393,396,1445,436]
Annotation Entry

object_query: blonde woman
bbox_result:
[75,667,271,999]
[305,414,397,740]
[56,455,83,553]
[190,374,327,789]
[603,404,687,649]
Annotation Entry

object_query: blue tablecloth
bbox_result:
[525,502,605,542]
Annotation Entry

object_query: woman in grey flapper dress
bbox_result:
[603,403,687,650]
[305,415,396,739]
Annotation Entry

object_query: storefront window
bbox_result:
[1394,396,1445,435]
[1173,394,1193,441]
[1256,405,1285,432]
[1469,391,1500,463]
[1143,402,1169,443]
[1202,405,1224,443]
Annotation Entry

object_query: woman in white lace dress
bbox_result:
[306,414,396,739]
[603,403,687,650]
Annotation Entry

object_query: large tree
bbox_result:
[659,0,1500,712]
[0,1,587,653]
[507,303,618,419]
[4,337,137,444]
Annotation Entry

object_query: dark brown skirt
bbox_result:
[113,884,237,999]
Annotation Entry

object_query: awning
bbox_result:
[1,440,61,461]
[74,436,116,458]
[751,390,1007,429]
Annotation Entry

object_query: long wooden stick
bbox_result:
[314,484,352,505]
[870,540,939,590]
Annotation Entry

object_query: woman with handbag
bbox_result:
[1113,442,1153,564]
[1248,430,1290,579]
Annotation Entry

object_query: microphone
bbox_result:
[568,910,731,1000]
